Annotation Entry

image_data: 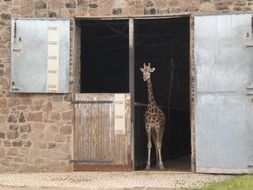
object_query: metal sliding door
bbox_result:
[195,14,253,173]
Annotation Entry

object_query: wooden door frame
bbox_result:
[73,15,195,172]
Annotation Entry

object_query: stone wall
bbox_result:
[0,0,253,172]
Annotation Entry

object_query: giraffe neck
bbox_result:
[146,78,157,105]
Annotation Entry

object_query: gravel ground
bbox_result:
[0,171,231,190]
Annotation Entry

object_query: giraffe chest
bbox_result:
[145,106,165,125]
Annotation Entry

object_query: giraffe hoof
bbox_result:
[145,165,150,170]
[159,164,165,170]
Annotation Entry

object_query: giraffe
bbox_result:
[140,63,166,170]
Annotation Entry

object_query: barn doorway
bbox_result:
[79,20,129,93]
[134,17,191,171]
[76,17,191,171]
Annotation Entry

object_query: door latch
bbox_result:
[245,15,253,47]
[11,81,20,91]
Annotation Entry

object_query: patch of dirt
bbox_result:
[0,172,231,190]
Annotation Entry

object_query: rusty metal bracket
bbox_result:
[73,100,114,104]
[70,159,113,163]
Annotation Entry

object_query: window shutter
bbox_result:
[11,19,70,93]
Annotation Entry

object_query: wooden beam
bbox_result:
[129,18,135,170]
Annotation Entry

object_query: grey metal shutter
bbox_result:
[11,19,70,93]
[195,14,253,174]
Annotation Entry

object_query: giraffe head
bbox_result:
[140,63,155,81]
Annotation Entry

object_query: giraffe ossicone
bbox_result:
[140,62,166,170]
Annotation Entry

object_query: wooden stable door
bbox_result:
[73,93,132,171]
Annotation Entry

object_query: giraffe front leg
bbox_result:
[151,132,159,168]
[156,129,164,170]
[146,127,152,170]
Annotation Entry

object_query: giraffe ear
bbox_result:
[140,68,144,72]
[150,68,155,72]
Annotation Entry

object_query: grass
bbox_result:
[191,175,253,190]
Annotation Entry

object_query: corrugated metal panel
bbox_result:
[74,93,131,170]
[11,19,69,93]
[195,14,253,174]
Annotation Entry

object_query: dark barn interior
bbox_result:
[79,18,191,171]
[134,18,191,170]
[80,20,129,93]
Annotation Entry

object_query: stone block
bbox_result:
[42,102,52,112]
[7,148,18,156]
[1,13,11,20]
[0,147,5,157]
[19,112,26,122]
[20,124,31,133]
[199,2,216,12]
[52,96,63,102]
[33,99,45,106]
[7,97,20,107]
[34,0,47,9]
[1,159,9,166]
[60,125,72,135]
[30,105,42,111]
[144,8,156,14]
[47,124,58,132]
[64,94,72,102]
[154,0,167,8]
[0,98,7,108]
[21,98,32,105]
[19,148,30,155]
[0,78,8,86]
[89,4,98,8]
[61,111,73,121]
[144,0,154,7]
[215,2,229,10]
[48,0,64,9]
[0,132,5,139]
[23,141,32,147]
[77,0,88,7]
[55,135,65,142]
[48,143,56,149]
[32,123,45,130]
[76,7,88,15]
[20,134,28,140]
[12,140,23,147]
[50,112,61,120]
[7,114,17,123]
[235,0,247,6]
[3,140,11,147]
[59,144,71,153]
[30,149,40,157]
[39,143,47,149]
[44,133,54,141]
[35,10,48,17]
[27,112,43,122]
[9,124,18,131]
[52,102,68,112]
[49,11,57,17]
[14,157,23,163]
[112,0,127,8]
[0,69,4,76]
[66,2,76,8]
[34,158,44,164]
[17,106,27,111]
[7,131,18,139]
[113,8,122,15]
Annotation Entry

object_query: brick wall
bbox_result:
[0,0,253,172]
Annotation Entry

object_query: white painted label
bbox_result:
[114,94,126,135]
[47,25,59,92]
